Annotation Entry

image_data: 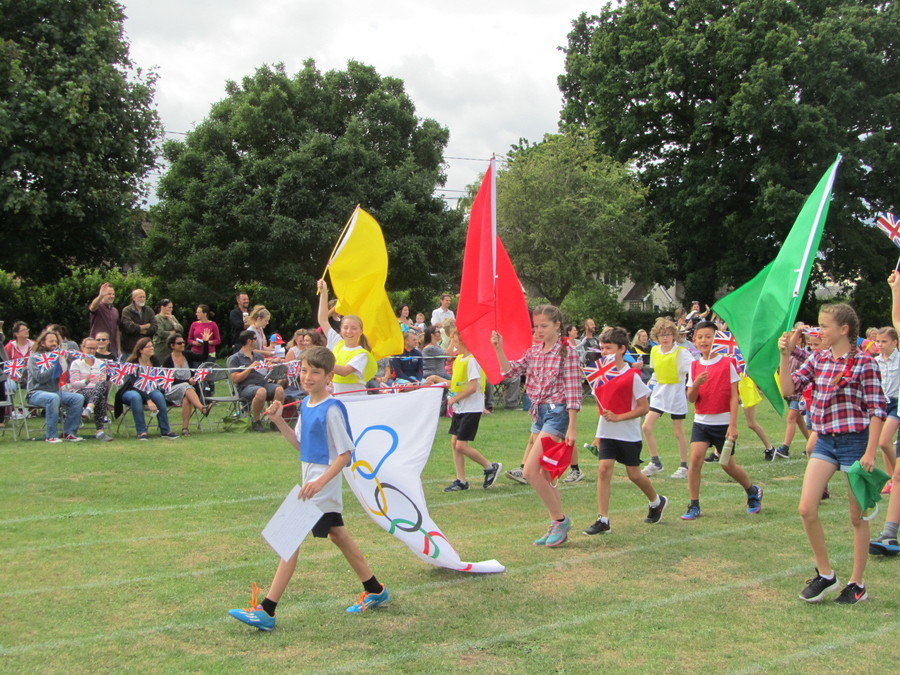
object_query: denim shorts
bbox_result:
[886,397,898,420]
[787,399,802,412]
[811,431,868,471]
[531,403,569,438]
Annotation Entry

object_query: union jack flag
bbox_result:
[803,326,821,339]
[285,361,301,378]
[3,358,25,382]
[134,369,158,393]
[876,212,900,247]
[194,367,211,383]
[711,331,740,357]
[584,355,626,389]
[152,367,175,392]
[33,351,60,372]
[104,363,127,385]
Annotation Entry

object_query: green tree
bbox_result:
[145,60,463,324]
[560,0,900,306]
[0,0,161,282]
[495,132,667,307]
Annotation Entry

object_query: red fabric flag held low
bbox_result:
[539,436,574,482]
[456,159,532,384]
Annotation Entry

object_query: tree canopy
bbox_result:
[559,0,900,311]
[495,132,667,307]
[0,0,161,282]
[145,60,463,322]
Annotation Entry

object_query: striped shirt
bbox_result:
[791,348,886,434]
[504,339,582,412]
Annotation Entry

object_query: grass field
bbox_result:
[1,400,898,673]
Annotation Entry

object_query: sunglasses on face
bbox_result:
[96,338,109,342]
[174,341,185,345]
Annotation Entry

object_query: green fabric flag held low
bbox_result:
[713,155,842,416]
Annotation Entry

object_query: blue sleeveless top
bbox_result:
[299,397,351,465]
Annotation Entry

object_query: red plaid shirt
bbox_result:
[792,348,886,434]
[504,339,582,411]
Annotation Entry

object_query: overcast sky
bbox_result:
[120,0,594,205]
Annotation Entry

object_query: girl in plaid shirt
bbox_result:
[492,305,581,547]
[779,303,885,605]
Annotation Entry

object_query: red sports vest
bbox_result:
[691,357,732,415]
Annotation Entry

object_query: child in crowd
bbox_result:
[779,303,885,604]
[874,327,899,488]
[583,327,668,536]
[316,279,376,393]
[641,317,692,479]
[774,323,812,460]
[442,332,502,492]
[682,321,763,521]
[228,346,389,631]
[492,305,581,547]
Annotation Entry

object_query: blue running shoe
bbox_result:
[533,523,554,546]
[346,586,390,613]
[681,504,702,520]
[747,485,763,514]
[870,535,900,556]
[228,606,275,631]
[545,516,572,547]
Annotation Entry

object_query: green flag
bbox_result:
[712,155,842,416]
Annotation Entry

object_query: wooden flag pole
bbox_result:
[318,205,359,294]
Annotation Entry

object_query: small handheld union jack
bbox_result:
[711,331,739,357]
[583,355,618,388]
[876,212,900,248]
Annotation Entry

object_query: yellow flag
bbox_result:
[327,206,403,360]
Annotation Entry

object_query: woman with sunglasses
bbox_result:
[162,333,213,436]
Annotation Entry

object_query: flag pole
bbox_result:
[895,254,900,272]
[785,155,842,329]
[489,156,498,331]
[318,205,359,294]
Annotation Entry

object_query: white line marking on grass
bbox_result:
[729,619,900,675]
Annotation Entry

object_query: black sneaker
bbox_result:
[764,447,775,462]
[822,487,830,500]
[799,569,840,602]
[774,444,790,459]
[443,479,469,492]
[583,518,610,535]
[834,582,868,605]
[645,495,668,524]
[482,462,502,489]
[251,420,265,433]
[704,452,720,463]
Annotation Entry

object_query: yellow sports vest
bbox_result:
[450,353,486,394]
[652,345,683,384]
[332,340,377,384]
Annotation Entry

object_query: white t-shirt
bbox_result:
[452,356,484,414]
[293,397,356,514]
[326,328,370,392]
[686,354,740,426]
[595,376,651,442]
[430,307,455,327]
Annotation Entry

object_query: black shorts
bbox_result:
[649,407,686,420]
[448,412,482,442]
[239,382,280,402]
[690,422,729,453]
[312,512,344,538]
[597,438,643,466]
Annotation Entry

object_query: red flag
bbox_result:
[456,159,532,384]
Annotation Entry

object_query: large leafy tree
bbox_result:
[495,132,667,307]
[0,0,161,282]
[560,0,900,315]
[146,60,463,322]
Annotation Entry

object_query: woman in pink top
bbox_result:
[188,304,221,358]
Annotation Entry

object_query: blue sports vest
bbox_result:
[300,397,352,465]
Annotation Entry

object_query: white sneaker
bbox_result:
[670,466,689,479]
[563,468,584,483]
[641,463,663,477]
[505,468,528,484]
[95,431,114,442]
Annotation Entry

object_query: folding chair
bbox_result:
[198,362,246,431]
[113,399,160,437]
[0,376,18,441]
[12,386,44,440]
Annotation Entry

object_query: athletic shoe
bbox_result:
[544,516,572,547]
[251,420,266,433]
[763,448,775,462]
[81,407,93,420]
[483,462,502,489]
[533,523,553,546]
[63,434,84,442]
[774,444,790,459]
[506,467,528,484]
[229,605,276,631]
[869,534,900,556]
[881,480,894,495]
[746,485,763,514]
[641,463,663,477]
[160,432,179,440]
[583,518,611,535]
[670,466,688,479]
[563,468,584,484]
[96,431,114,442]
[799,569,840,602]
[645,495,668,524]
[136,433,149,441]
[45,437,63,444]
[346,586,390,613]
[704,452,719,463]
[680,504,702,520]
[834,582,868,605]
[443,479,469,492]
